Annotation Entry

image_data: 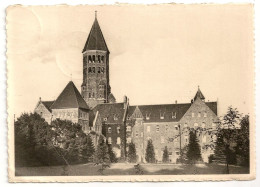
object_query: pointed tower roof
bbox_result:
[194,86,205,101]
[82,12,109,53]
[51,81,89,110]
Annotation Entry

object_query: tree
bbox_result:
[214,106,242,173]
[128,142,137,163]
[162,146,169,163]
[107,144,118,163]
[145,139,155,163]
[235,115,250,167]
[94,136,110,175]
[186,131,202,164]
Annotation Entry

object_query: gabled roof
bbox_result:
[82,17,109,53]
[194,87,205,101]
[42,101,55,112]
[93,103,126,123]
[51,81,89,110]
[128,103,192,123]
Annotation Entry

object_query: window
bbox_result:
[185,135,189,144]
[202,135,207,143]
[127,137,131,143]
[165,124,169,131]
[88,67,92,73]
[114,114,118,121]
[192,112,195,117]
[101,67,105,73]
[160,112,164,119]
[126,126,131,132]
[146,113,150,120]
[101,56,104,63]
[202,122,206,128]
[147,126,150,132]
[92,55,95,62]
[88,56,92,63]
[89,93,91,98]
[198,112,201,117]
[175,151,180,156]
[103,117,107,121]
[82,86,85,91]
[92,67,95,73]
[108,137,112,144]
[97,67,101,73]
[99,94,102,98]
[135,131,138,137]
[108,127,112,133]
[156,125,159,132]
[204,112,207,117]
[172,112,176,119]
[117,137,121,144]
[175,125,179,130]
[161,136,164,143]
[98,55,101,63]
[117,126,120,133]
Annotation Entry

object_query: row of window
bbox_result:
[192,112,208,118]
[108,126,120,133]
[107,137,121,144]
[84,55,105,63]
[88,67,105,73]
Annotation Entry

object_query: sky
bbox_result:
[7,4,254,117]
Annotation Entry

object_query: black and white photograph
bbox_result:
[7,4,255,182]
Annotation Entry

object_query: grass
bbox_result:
[15,163,249,176]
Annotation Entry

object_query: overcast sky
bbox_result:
[7,4,254,117]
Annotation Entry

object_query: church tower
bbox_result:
[81,12,111,108]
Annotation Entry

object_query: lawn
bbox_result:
[15,163,249,176]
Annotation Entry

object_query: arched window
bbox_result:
[92,55,95,62]
[92,67,95,73]
[88,67,92,73]
[98,55,101,63]
[101,56,104,63]
[88,56,92,63]
[97,67,101,73]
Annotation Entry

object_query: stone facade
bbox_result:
[34,100,53,124]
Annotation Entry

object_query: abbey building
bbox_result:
[35,14,218,163]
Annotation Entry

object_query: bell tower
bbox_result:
[81,12,111,108]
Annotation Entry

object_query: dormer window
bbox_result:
[172,112,177,119]
[146,113,150,120]
[160,112,165,119]
[114,114,118,121]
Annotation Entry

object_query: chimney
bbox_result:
[175,100,177,104]
[123,95,128,109]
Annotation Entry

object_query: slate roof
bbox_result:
[206,102,218,115]
[51,81,89,110]
[93,103,126,124]
[194,87,205,101]
[41,101,55,112]
[82,17,109,53]
[128,103,192,123]
[128,101,218,123]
